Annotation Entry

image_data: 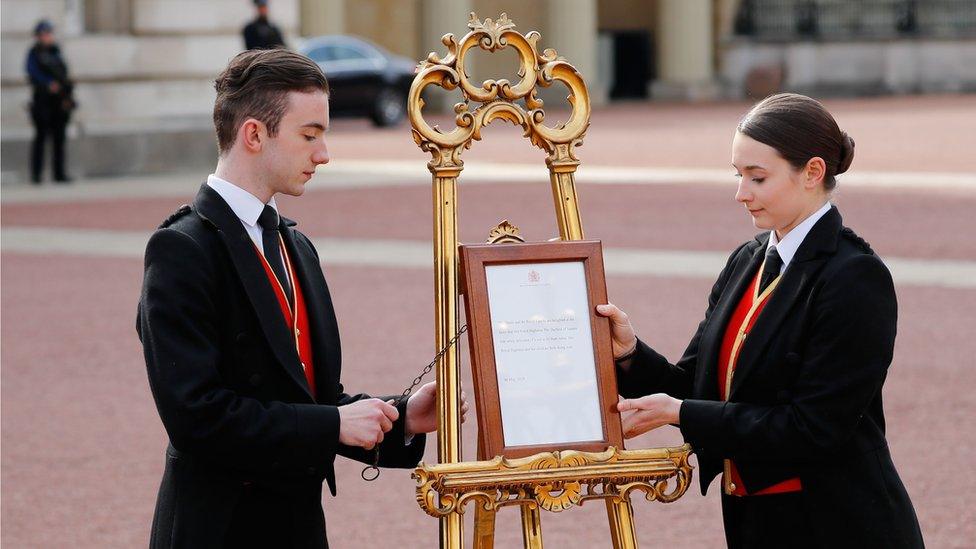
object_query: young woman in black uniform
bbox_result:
[597,93,923,548]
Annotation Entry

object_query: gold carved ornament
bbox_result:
[415,446,692,517]
[486,220,525,244]
[408,13,590,175]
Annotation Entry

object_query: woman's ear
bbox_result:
[804,156,827,189]
[239,118,266,153]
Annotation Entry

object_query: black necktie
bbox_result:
[257,205,292,305]
[758,245,783,294]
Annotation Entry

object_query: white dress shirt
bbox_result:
[207,175,294,294]
[767,201,832,274]
[207,174,279,256]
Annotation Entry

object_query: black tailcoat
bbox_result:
[617,206,923,548]
[137,184,424,548]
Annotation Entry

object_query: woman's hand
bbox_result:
[616,394,682,439]
[595,303,638,359]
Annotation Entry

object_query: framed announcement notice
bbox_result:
[460,240,623,459]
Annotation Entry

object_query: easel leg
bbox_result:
[606,498,638,549]
[473,506,497,548]
[520,504,543,548]
[440,514,463,549]
[472,431,496,548]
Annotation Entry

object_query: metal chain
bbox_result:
[362,324,468,481]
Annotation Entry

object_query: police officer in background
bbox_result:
[25,19,75,184]
[242,0,286,50]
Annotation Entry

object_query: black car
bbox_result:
[299,35,417,127]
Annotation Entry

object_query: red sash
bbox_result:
[717,267,801,496]
[254,238,316,398]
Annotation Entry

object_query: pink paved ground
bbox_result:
[3,96,976,547]
[324,95,976,173]
[4,182,976,260]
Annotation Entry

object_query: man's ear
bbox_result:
[239,118,266,153]
[804,156,827,189]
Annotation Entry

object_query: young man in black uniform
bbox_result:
[138,48,463,548]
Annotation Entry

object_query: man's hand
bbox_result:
[595,303,638,359]
[617,394,682,439]
[337,398,399,449]
[405,382,469,435]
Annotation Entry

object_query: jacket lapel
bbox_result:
[695,238,766,400]
[191,184,314,400]
[729,206,842,399]
[280,221,342,404]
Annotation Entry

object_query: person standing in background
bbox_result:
[242,0,286,50]
[25,19,75,184]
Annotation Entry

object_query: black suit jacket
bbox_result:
[137,184,425,548]
[618,206,923,548]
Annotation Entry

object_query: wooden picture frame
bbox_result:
[460,240,623,459]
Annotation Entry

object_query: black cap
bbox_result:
[34,19,53,35]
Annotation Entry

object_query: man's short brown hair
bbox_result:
[213,48,329,154]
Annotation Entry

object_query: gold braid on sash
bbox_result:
[723,257,781,495]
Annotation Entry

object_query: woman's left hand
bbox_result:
[616,394,682,439]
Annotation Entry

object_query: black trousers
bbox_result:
[30,103,69,181]
[721,492,818,548]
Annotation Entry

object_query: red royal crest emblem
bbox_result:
[528,270,541,283]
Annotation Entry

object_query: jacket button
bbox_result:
[249,373,262,387]
[785,352,800,364]
[306,467,316,476]
[271,461,281,471]
[236,332,248,344]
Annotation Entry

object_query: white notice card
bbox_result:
[485,261,603,447]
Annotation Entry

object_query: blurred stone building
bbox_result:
[1,0,974,181]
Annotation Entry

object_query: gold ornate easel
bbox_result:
[409,13,693,548]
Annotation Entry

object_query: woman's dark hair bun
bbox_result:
[738,93,853,191]
[837,131,855,175]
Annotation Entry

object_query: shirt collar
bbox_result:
[206,174,277,228]
[767,201,832,270]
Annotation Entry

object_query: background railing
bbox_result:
[734,0,976,41]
